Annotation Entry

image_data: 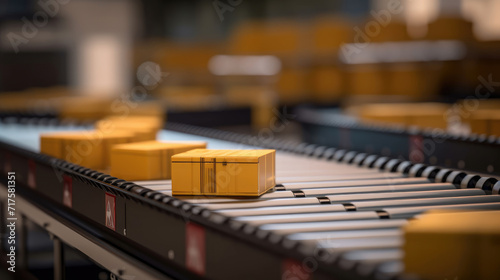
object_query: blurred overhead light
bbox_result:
[208,55,281,76]
[339,40,467,64]
[79,35,127,96]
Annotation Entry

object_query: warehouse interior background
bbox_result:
[0,0,499,132]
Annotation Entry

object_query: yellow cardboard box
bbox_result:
[404,210,500,280]
[40,130,134,170]
[469,110,500,136]
[95,117,161,142]
[172,149,275,196]
[110,141,206,181]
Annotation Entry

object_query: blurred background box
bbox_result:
[349,103,450,129]
[345,64,387,96]
[426,17,475,41]
[469,110,500,136]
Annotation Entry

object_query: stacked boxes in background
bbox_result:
[348,103,450,130]
[227,20,308,105]
[460,100,500,136]
[469,110,500,136]
[309,17,352,103]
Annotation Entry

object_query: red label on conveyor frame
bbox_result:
[28,159,36,189]
[105,193,116,231]
[4,152,11,173]
[282,259,311,280]
[340,128,350,149]
[409,135,424,163]
[63,175,72,208]
[185,222,206,276]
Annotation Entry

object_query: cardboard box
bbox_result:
[355,103,449,129]
[404,210,500,280]
[99,115,164,130]
[57,96,114,121]
[95,117,160,142]
[277,68,308,104]
[469,110,500,135]
[310,66,344,103]
[110,141,207,181]
[40,130,135,170]
[172,149,275,196]
[346,65,387,96]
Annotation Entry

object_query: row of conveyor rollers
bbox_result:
[138,150,500,279]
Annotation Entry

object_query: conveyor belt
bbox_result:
[1,120,499,280]
[296,106,500,176]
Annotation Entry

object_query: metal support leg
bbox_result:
[0,200,4,249]
[17,214,28,269]
[54,236,65,280]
